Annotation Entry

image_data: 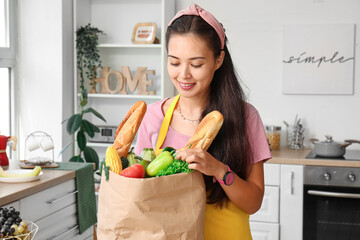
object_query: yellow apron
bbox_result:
[155,94,252,240]
[155,94,180,156]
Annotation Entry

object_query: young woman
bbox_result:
[135,4,271,239]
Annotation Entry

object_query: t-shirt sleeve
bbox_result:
[246,104,272,164]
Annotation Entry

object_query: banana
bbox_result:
[0,166,41,178]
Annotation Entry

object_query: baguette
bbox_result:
[184,110,224,150]
[114,101,147,158]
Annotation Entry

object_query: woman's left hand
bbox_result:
[175,148,227,179]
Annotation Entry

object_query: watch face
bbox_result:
[224,172,235,186]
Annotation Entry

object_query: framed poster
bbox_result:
[132,22,157,44]
[282,24,355,95]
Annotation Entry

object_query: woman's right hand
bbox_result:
[175,148,227,180]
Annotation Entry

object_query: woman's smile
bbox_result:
[178,81,195,90]
[167,34,222,99]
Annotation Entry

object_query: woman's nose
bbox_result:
[179,65,191,78]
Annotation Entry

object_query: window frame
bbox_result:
[0,0,16,67]
[0,0,18,159]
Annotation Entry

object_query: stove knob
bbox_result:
[323,173,331,181]
[348,174,356,182]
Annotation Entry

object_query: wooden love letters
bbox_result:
[95,66,156,95]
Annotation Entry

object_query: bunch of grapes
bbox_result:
[0,206,28,239]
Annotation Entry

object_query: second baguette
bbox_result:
[184,110,224,150]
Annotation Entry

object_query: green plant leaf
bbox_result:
[66,114,82,134]
[58,140,75,158]
[61,117,69,125]
[77,130,86,151]
[69,155,84,163]
[81,120,94,138]
[83,107,106,122]
[84,146,99,170]
[81,119,100,138]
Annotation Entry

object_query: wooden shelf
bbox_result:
[98,43,162,48]
[77,93,162,100]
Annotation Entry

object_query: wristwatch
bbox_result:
[214,165,235,186]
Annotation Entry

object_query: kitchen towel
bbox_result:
[44,162,97,234]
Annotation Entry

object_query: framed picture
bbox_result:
[132,23,157,44]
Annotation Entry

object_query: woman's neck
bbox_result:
[178,93,209,118]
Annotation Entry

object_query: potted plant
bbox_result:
[61,24,106,169]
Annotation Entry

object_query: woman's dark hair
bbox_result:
[166,16,252,207]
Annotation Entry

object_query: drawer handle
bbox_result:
[46,190,78,204]
[290,171,294,195]
[47,225,79,240]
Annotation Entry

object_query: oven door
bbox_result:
[303,185,360,240]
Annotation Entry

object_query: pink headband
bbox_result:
[168,4,225,49]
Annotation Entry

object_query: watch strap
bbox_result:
[213,165,232,185]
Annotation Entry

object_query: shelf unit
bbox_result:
[73,0,175,158]
[77,93,162,100]
[98,43,162,48]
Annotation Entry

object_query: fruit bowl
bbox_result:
[2,221,38,240]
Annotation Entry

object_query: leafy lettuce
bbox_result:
[156,159,193,177]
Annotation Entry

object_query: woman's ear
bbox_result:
[215,51,225,70]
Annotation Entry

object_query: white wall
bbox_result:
[16,0,360,158]
[18,0,73,161]
[176,0,360,149]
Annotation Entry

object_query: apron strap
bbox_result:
[155,94,180,156]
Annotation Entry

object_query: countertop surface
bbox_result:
[2,149,360,206]
[0,168,75,206]
[268,148,360,167]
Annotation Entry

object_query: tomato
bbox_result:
[120,163,145,178]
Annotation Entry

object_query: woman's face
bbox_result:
[167,34,224,99]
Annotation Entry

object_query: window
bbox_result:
[0,0,16,158]
[0,68,10,135]
[0,0,9,47]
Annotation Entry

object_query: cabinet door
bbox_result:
[35,203,78,240]
[250,186,279,223]
[1,200,20,210]
[264,163,280,186]
[250,222,279,240]
[280,164,303,240]
[20,179,77,222]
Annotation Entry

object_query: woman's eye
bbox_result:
[192,64,203,68]
[170,62,180,66]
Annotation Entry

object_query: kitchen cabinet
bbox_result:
[280,164,303,240]
[1,200,20,210]
[74,0,176,157]
[251,163,304,240]
[1,179,93,240]
[250,163,280,240]
[250,222,279,240]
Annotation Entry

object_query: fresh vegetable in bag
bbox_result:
[146,151,174,177]
[120,163,145,178]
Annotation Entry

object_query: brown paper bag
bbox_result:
[97,170,206,240]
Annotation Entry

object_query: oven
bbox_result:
[303,150,360,240]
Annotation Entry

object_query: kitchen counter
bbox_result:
[0,169,75,206]
[268,148,360,167]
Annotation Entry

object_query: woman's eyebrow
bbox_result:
[168,55,205,60]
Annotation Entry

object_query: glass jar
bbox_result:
[265,126,281,150]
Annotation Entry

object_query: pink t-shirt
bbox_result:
[134,98,271,164]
